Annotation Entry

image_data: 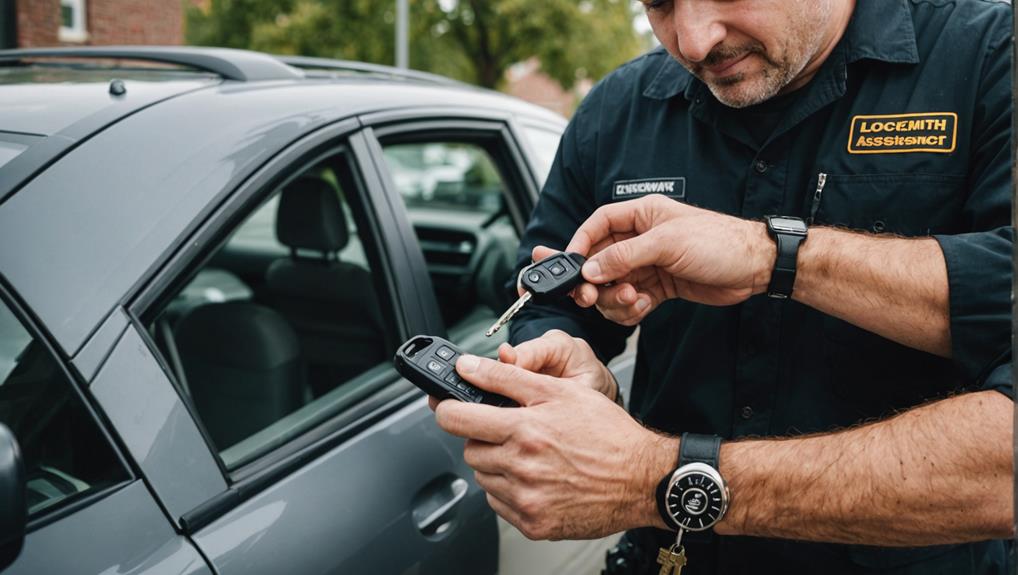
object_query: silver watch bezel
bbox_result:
[664,462,730,531]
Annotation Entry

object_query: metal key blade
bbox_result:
[485,291,532,337]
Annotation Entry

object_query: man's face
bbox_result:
[643,0,840,108]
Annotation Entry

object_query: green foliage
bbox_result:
[186,0,648,90]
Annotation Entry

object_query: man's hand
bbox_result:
[551,194,774,326]
[497,330,619,400]
[539,194,950,357]
[434,354,675,540]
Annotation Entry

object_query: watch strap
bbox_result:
[767,232,805,299]
[678,433,721,468]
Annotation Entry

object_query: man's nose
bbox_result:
[672,4,727,63]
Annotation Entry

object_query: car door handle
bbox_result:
[412,476,469,536]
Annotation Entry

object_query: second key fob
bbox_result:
[394,335,517,407]
[520,252,587,301]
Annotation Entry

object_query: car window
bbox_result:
[520,125,563,187]
[0,296,128,516]
[145,151,397,470]
[380,140,518,353]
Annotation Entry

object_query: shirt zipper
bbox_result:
[807,172,827,225]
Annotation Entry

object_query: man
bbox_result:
[434,0,1014,573]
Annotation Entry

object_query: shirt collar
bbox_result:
[642,0,918,101]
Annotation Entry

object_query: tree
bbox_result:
[186,0,648,90]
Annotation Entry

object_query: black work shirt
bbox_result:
[509,1,1013,573]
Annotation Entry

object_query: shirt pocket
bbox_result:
[812,172,966,236]
[814,173,966,414]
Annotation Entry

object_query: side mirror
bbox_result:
[0,423,25,571]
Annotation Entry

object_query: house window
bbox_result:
[59,0,87,43]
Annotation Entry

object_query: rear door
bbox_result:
[0,284,211,575]
[128,122,497,575]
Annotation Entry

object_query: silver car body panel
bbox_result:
[72,305,129,382]
[194,396,497,575]
[91,324,227,523]
[5,481,212,575]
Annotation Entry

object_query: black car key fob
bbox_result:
[394,335,517,407]
[520,252,587,302]
[485,251,589,337]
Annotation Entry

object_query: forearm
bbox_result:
[769,226,952,357]
[714,391,1013,545]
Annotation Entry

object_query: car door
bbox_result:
[361,112,639,575]
[126,123,497,575]
[0,283,212,575]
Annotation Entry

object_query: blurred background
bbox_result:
[3,0,658,117]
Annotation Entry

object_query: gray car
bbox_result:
[0,46,633,574]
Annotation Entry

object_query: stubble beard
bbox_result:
[690,2,833,109]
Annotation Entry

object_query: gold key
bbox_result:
[656,528,687,575]
[656,544,686,575]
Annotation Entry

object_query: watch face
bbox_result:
[666,464,728,531]
[768,216,807,234]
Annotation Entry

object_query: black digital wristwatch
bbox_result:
[764,215,808,299]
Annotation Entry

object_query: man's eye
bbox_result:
[642,0,672,13]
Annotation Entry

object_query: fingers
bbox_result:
[507,330,578,376]
[483,489,528,537]
[531,245,558,262]
[594,284,654,326]
[463,439,504,474]
[497,342,517,365]
[434,400,517,443]
[582,232,665,284]
[455,355,555,406]
[565,196,666,255]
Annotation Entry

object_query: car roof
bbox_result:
[0,46,564,202]
[0,46,565,357]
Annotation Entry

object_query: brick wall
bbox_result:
[17,0,182,47]
[17,0,58,47]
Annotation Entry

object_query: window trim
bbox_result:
[58,0,88,43]
[370,119,539,234]
[0,274,135,532]
[127,121,428,521]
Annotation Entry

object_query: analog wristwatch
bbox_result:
[656,433,729,532]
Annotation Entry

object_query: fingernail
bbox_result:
[584,261,602,280]
[636,297,650,312]
[457,355,480,374]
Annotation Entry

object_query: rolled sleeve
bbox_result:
[933,19,1013,382]
[979,361,1013,400]
[935,227,1013,381]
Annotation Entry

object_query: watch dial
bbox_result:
[668,471,725,530]
[770,217,806,233]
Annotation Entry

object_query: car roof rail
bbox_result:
[276,55,465,87]
[0,46,304,82]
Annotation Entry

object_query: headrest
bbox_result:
[175,302,300,370]
[275,177,349,253]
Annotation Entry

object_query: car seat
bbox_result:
[263,176,386,396]
[175,301,306,450]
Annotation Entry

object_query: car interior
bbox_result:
[0,303,127,516]
[145,139,522,470]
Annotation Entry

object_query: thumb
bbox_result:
[531,245,559,262]
[582,232,664,283]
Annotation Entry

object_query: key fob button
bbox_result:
[548,262,567,276]
[426,360,445,374]
[445,372,461,385]
[435,346,455,361]
[527,270,543,284]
